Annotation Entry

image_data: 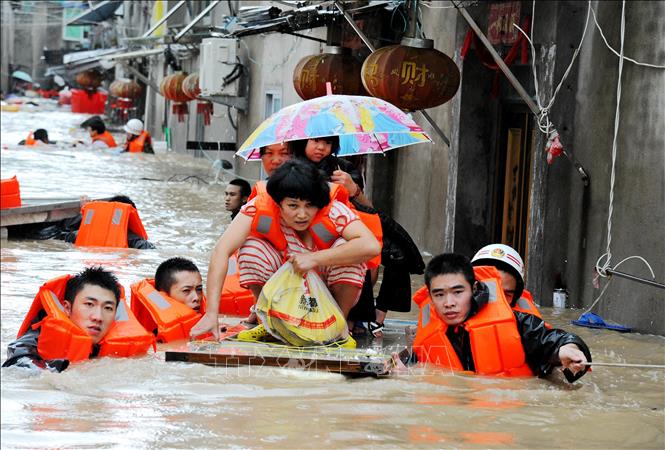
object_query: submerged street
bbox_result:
[1,105,663,449]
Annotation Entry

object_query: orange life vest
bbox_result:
[513,289,543,318]
[130,279,203,343]
[250,183,346,251]
[92,131,117,148]
[249,181,382,267]
[127,131,151,153]
[412,266,534,377]
[1,176,22,209]
[25,132,37,146]
[75,201,149,248]
[16,275,155,363]
[219,253,256,316]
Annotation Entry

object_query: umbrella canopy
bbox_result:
[236,94,431,160]
[11,71,33,83]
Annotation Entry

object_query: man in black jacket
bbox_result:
[410,253,591,382]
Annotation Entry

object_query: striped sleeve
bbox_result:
[328,200,359,234]
[240,197,258,218]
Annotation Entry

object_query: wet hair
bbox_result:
[80,116,103,129]
[33,129,48,143]
[266,159,330,209]
[259,143,292,157]
[154,257,200,293]
[64,266,121,306]
[229,178,251,199]
[81,116,107,134]
[109,195,136,209]
[424,253,476,290]
[290,136,340,160]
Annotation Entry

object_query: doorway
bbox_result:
[491,107,534,260]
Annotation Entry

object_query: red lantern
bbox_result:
[293,46,367,100]
[75,69,103,90]
[109,79,142,100]
[182,73,213,126]
[159,72,190,122]
[361,38,460,111]
[109,78,142,110]
[181,73,201,99]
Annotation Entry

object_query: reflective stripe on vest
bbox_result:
[516,297,532,311]
[422,303,430,328]
[256,214,274,235]
[513,290,543,319]
[311,222,337,247]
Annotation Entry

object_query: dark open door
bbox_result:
[492,108,534,260]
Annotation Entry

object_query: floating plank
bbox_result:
[0,196,111,228]
[165,340,403,376]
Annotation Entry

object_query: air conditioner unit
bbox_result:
[199,38,240,97]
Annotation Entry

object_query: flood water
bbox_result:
[1,104,664,449]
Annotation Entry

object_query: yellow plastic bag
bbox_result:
[255,262,349,346]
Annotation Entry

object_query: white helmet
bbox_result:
[124,118,144,135]
[471,244,525,300]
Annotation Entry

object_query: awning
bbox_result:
[66,0,123,26]
[101,48,165,62]
[45,48,125,77]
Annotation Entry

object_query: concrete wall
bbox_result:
[233,29,326,182]
[389,7,460,255]
[563,0,665,333]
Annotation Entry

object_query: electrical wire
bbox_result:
[590,5,665,69]
[588,1,658,313]
[513,1,591,137]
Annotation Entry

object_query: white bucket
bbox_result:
[152,140,168,154]
[553,289,567,309]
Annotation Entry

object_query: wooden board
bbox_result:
[165,319,415,376]
[0,196,111,228]
[165,339,404,376]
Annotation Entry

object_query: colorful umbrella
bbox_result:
[11,70,33,83]
[235,94,431,160]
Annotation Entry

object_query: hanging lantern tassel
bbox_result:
[117,98,133,110]
[197,100,213,126]
[172,102,188,122]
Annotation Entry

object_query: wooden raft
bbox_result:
[165,340,402,376]
[165,319,416,376]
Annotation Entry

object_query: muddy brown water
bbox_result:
[1,107,664,448]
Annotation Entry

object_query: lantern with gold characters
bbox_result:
[75,69,104,91]
[293,46,367,100]
[361,37,460,111]
[109,78,142,110]
[159,72,190,122]
[182,73,213,126]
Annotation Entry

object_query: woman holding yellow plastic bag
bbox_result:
[189,159,381,347]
